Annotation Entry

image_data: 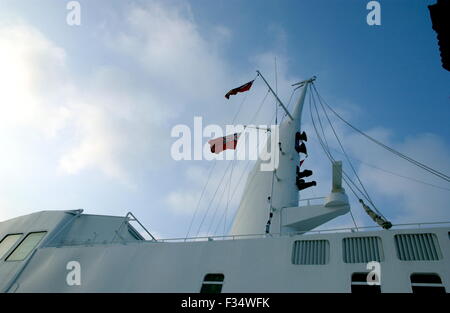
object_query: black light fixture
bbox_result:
[298,169,313,178]
[296,178,317,191]
[295,142,308,155]
[296,131,308,142]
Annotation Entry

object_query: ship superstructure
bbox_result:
[0,76,449,293]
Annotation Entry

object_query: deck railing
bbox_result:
[156,221,450,243]
[45,219,450,247]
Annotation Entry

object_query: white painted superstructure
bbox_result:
[0,210,449,292]
[0,77,448,293]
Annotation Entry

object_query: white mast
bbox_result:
[230,75,350,236]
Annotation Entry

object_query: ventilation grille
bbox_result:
[343,236,383,263]
[395,233,442,261]
[292,240,329,265]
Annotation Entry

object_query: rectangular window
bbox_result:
[0,234,22,260]
[6,232,47,261]
[343,236,383,263]
[200,273,224,293]
[411,273,446,294]
[292,240,329,265]
[395,233,442,261]
[351,272,381,293]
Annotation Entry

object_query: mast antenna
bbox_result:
[256,70,294,121]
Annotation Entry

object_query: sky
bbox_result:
[0,0,449,239]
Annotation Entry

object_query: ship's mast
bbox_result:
[230,75,331,236]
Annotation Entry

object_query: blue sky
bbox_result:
[0,0,449,238]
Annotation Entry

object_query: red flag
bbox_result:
[208,133,241,154]
[225,80,254,99]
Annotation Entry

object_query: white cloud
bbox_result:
[165,190,201,215]
[0,23,71,137]
[0,1,241,226]
[112,1,230,103]
[57,66,174,183]
[1,0,233,185]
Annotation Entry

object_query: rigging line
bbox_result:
[214,159,256,233]
[210,90,271,234]
[307,121,420,195]
[224,157,237,236]
[327,146,450,192]
[220,82,286,234]
[308,96,359,230]
[214,167,242,237]
[224,161,258,232]
[205,170,230,235]
[280,89,297,124]
[225,104,281,233]
[213,198,228,236]
[309,91,334,162]
[349,209,359,231]
[194,157,234,238]
[234,92,281,231]
[268,59,281,218]
[231,73,260,125]
[340,169,383,216]
[311,86,370,202]
[228,160,254,210]
[311,123,361,228]
[306,91,320,201]
[310,85,331,152]
[310,87,387,219]
[341,176,362,230]
[309,92,382,220]
[313,100,387,219]
[190,74,260,238]
[214,161,247,237]
[312,83,450,183]
[275,57,278,97]
[249,89,271,125]
[311,86,376,207]
[274,58,279,126]
[231,92,249,124]
[185,161,217,239]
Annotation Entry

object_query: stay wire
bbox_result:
[224,158,236,236]
[308,93,359,229]
[217,89,278,234]
[327,146,450,192]
[195,161,233,238]
[208,89,271,235]
[312,83,450,183]
[310,87,387,219]
[311,85,379,213]
[185,161,217,239]
[190,75,259,238]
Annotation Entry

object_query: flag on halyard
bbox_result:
[208,133,241,154]
[225,80,254,99]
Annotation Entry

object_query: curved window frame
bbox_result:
[5,231,47,262]
[0,233,23,260]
